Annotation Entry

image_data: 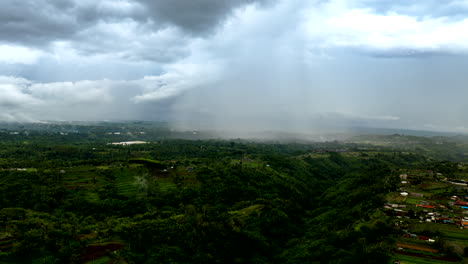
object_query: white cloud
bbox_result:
[0,76,116,121]
[29,80,113,105]
[305,4,468,54]
[0,84,38,107]
[0,69,221,121]
[132,62,222,102]
[0,45,44,64]
[0,76,38,105]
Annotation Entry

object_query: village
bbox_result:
[386,171,468,263]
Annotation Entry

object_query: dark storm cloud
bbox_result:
[0,0,144,46]
[0,0,274,64]
[0,0,77,45]
[136,0,274,34]
[0,0,273,47]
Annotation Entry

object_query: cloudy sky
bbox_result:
[2,0,468,133]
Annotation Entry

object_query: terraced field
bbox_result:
[405,197,420,205]
[60,164,187,201]
[62,166,96,189]
[0,237,15,251]
[114,168,139,197]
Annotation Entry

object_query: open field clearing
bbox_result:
[395,253,460,264]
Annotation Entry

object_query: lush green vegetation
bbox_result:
[0,122,467,263]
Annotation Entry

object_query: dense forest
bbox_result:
[0,123,466,263]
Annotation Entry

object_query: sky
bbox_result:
[2,0,468,133]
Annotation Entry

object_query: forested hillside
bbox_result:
[0,124,466,263]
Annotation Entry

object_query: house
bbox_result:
[447,180,468,186]
[454,201,468,206]
[416,204,436,209]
